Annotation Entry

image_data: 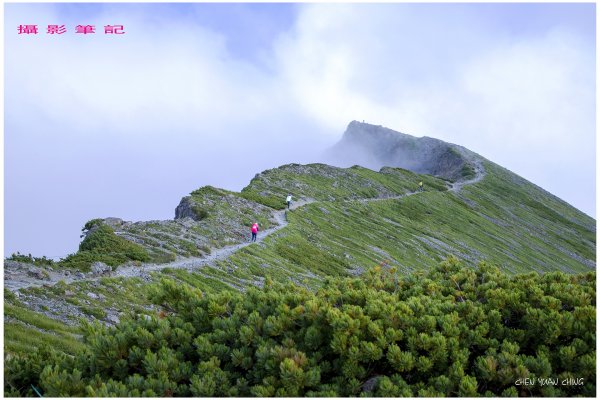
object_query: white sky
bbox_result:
[4,3,596,257]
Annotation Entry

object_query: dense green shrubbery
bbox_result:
[239,190,286,210]
[4,346,72,397]
[5,258,595,397]
[190,185,284,211]
[460,164,476,179]
[6,252,55,267]
[81,218,104,234]
[190,205,209,221]
[59,223,149,271]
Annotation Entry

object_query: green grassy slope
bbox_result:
[241,163,448,206]
[4,291,84,356]
[4,160,595,361]
[459,162,594,272]
[220,161,594,279]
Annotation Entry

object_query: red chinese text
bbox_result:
[75,25,95,34]
[18,25,38,34]
[47,25,67,34]
[104,25,125,34]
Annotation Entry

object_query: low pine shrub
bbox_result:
[5,257,595,397]
[59,223,149,271]
[6,253,55,267]
[239,190,286,210]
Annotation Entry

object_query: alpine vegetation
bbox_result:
[4,122,595,397]
[5,259,595,397]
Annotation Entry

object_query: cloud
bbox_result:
[4,3,595,257]
[5,4,330,256]
[274,3,595,215]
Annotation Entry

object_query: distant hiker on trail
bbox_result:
[418,181,424,192]
[286,194,293,210]
[251,222,259,242]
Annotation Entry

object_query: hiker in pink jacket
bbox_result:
[251,222,259,242]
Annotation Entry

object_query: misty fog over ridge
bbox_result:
[323,121,473,180]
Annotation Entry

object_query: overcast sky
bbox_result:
[5,3,596,258]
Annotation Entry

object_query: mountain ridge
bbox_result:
[6,122,594,288]
[4,121,595,365]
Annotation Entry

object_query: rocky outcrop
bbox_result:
[90,262,112,276]
[175,196,197,220]
[26,266,50,281]
[326,121,479,181]
[84,186,281,262]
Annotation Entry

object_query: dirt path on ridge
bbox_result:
[5,165,485,292]
[4,200,314,291]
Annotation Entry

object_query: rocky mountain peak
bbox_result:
[327,121,478,182]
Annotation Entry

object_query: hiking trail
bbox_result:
[5,165,485,292]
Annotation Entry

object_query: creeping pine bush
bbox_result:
[6,252,55,267]
[239,190,286,210]
[5,257,595,397]
[190,205,209,221]
[59,223,149,271]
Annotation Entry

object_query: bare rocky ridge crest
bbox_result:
[326,120,479,181]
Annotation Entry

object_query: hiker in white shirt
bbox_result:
[286,194,292,210]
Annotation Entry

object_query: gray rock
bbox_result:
[91,262,112,276]
[362,376,381,392]
[105,314,120,325]
[118,234,145,244]
[175,197,199,220]
[27,267,49,280]
[103,217,124,227]
[177,217,197,228]
[4,260,22,269]
[326,121,478,182]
